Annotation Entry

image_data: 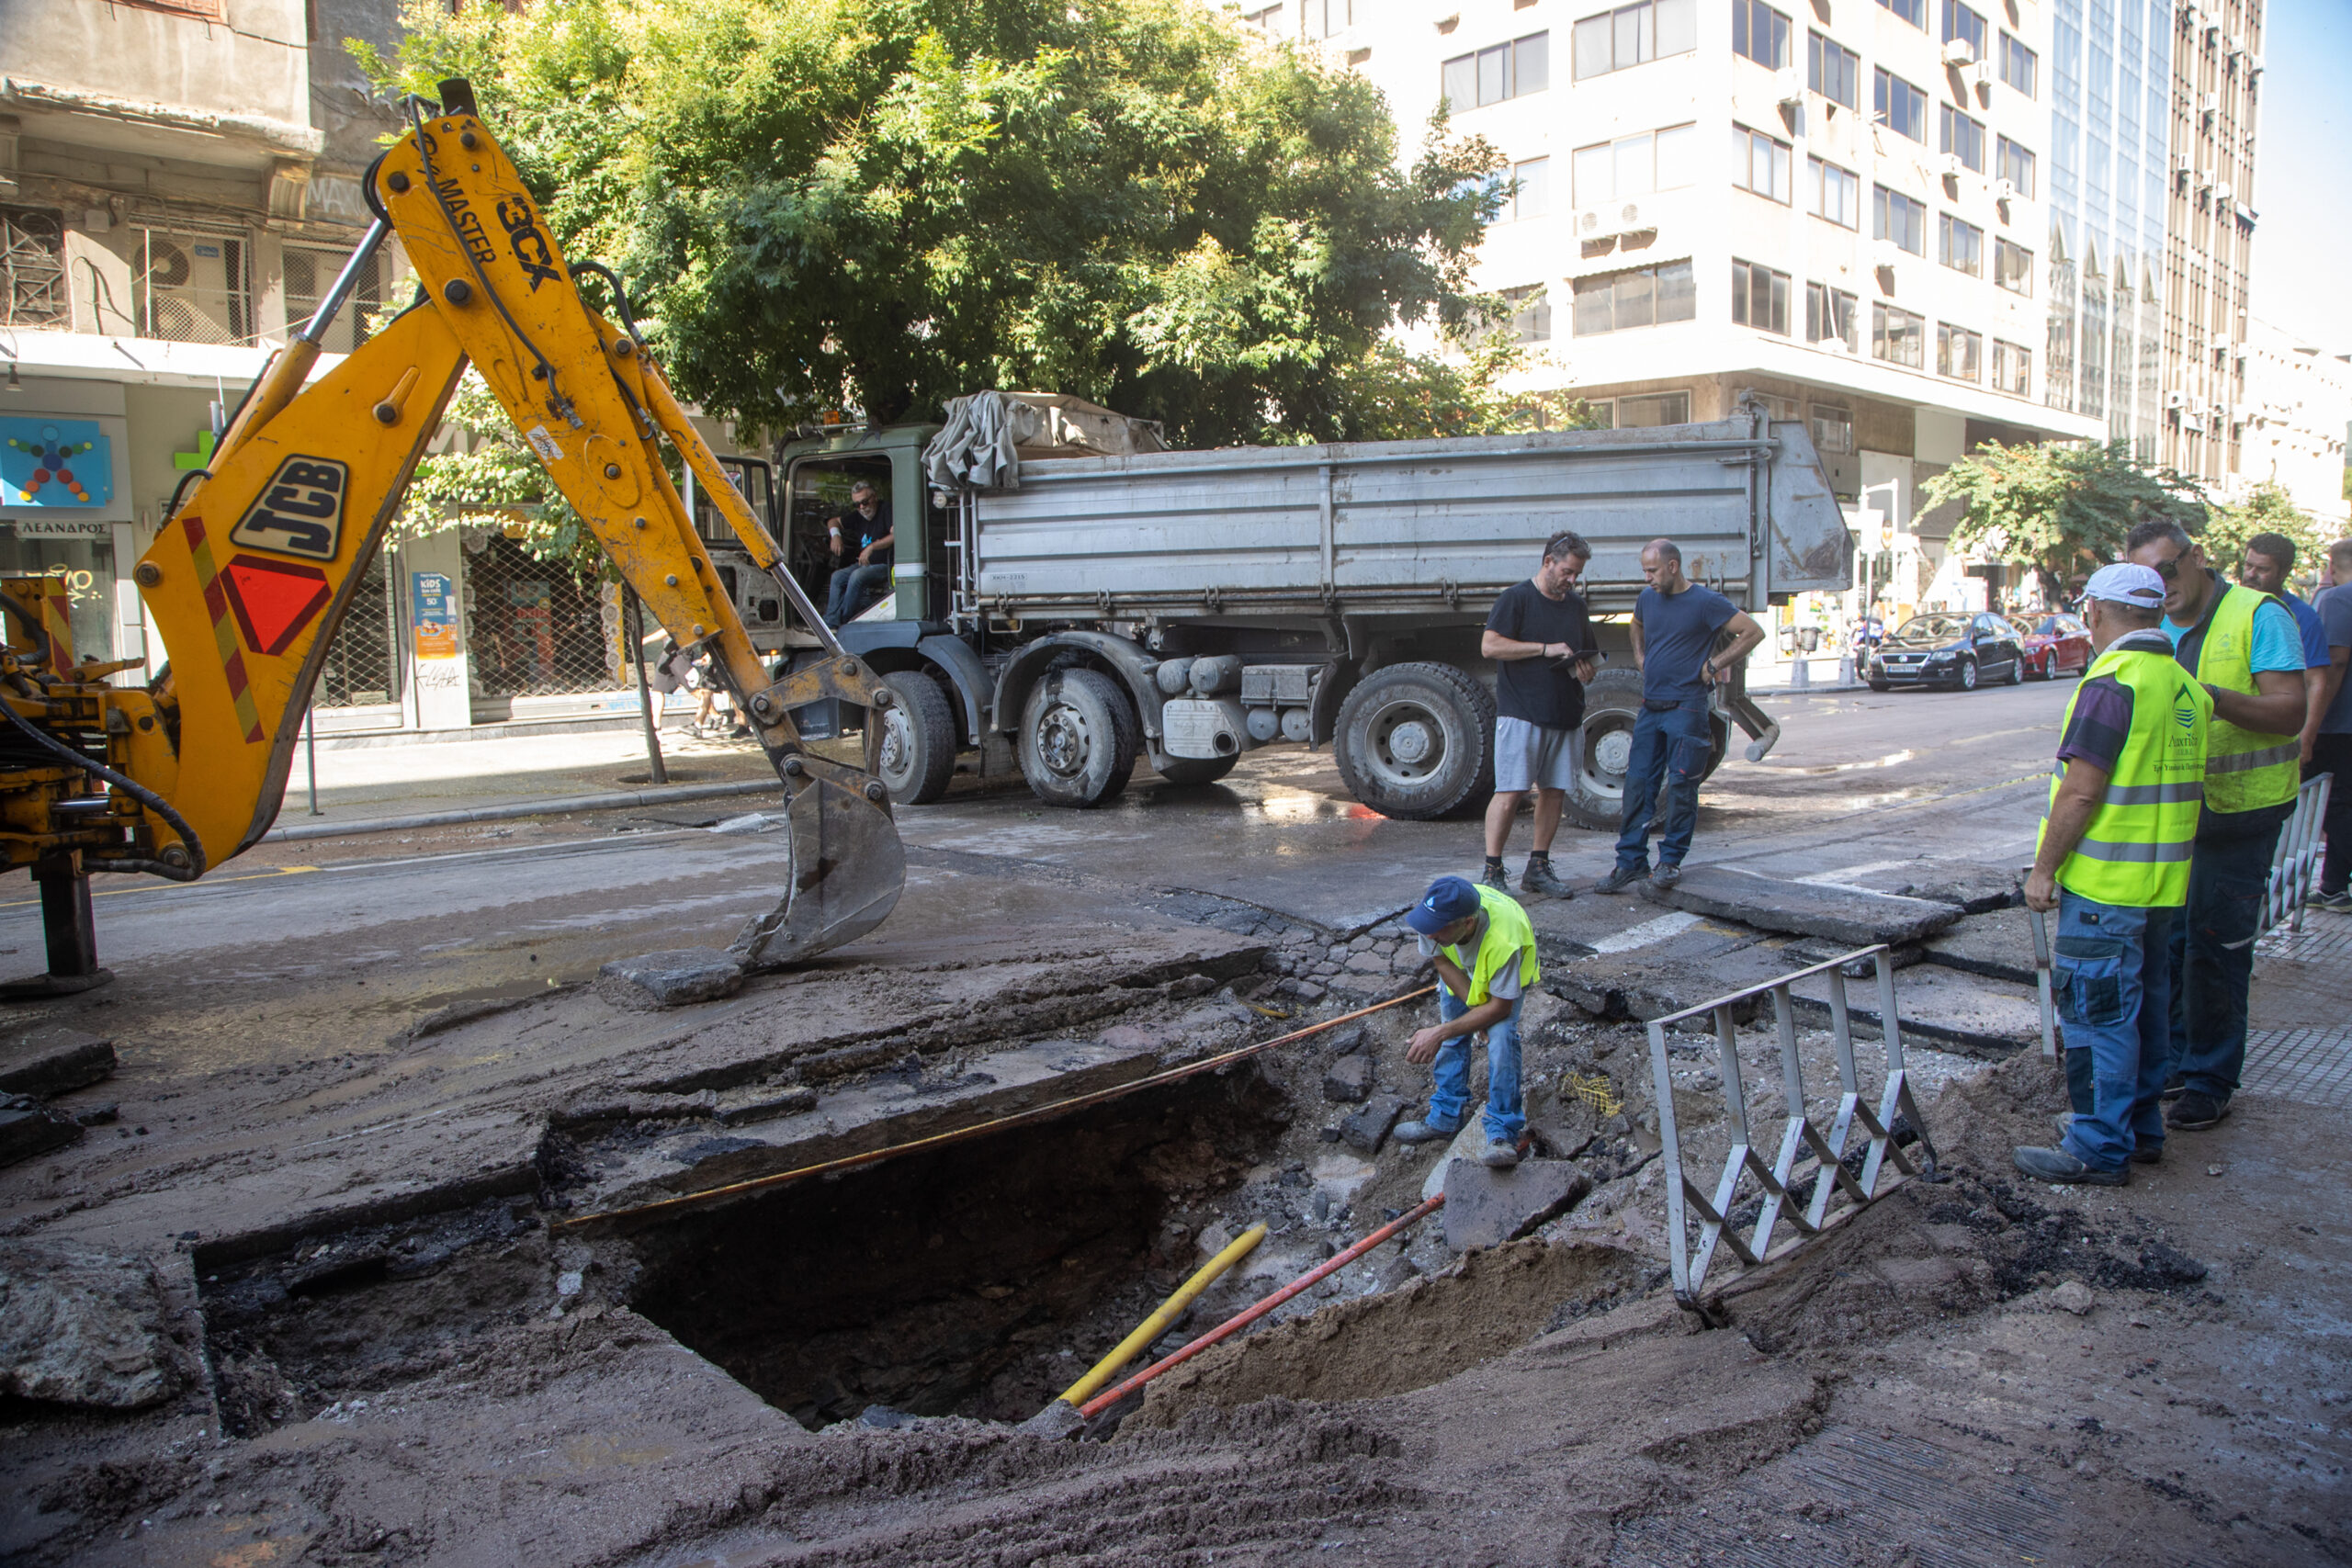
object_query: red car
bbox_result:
[2007,613,2093,680]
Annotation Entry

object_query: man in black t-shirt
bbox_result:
[1481,531,1596,897]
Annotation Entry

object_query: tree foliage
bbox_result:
[360,0,1535,448]
[2200,479,2328,580]
[397,369,607,574]
[1923,440,2209,599]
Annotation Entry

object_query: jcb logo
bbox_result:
[498,198,560,291]
[231,457,347,561]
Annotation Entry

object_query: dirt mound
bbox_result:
[1127,1237,1651,1426]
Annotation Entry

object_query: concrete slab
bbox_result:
[0,1029,116,1099]
[0,1096,82,1168]
[0,1240,179,1409]
[1919,907,2038,985]
[1643,866,1962,947]
[1789,960,2042,1055]
[594,947,745,1010]
[1322,1054,1373,1103]
[1340,1093,1405,1155]
[1546,922,1779,1024]
[1441,1158,1592,1249]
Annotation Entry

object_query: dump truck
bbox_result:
[741,396,1851,830]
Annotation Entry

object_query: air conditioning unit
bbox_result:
[2196,167,2216,186]
[2173,151,2192,172]
[1937,152,1964,177]
[1574,208,1615,240]
[1971,60,1994,87]
[2200,92,2219,114]
[1615,199,1654,233]
[2213,182,2233,202]
[1993,176,2018,201]
[1775,66,1804,105]
[1941,38,1977,65]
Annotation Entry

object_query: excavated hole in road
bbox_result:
[620,1065,1292,1429]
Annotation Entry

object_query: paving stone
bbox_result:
[0,1095,82,1168]
[0,1241,180,1409]
[1340,1092,1404,1154]
[1441,1158,1593,1249]
[1642,865,1962,947]
[0,1028,116,1099]
[1322,1054,1374,1103]
[594,947,746,1010]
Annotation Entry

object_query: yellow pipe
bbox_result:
[1053,1223,1267,1409]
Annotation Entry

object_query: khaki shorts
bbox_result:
[1494,716,1578,793]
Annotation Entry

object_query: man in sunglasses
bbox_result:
[2123,522,2308,1132]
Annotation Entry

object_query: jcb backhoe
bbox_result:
[0,80,903,991]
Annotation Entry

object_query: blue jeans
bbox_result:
[825,561,890,627]
[1426,986,1527,1145]
[2052,889,2174,1171]
[1614,698,1711,872]
[2165,819,2282,1100]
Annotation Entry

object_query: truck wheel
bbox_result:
[1332,662,1494,820]
[1155,754,1239,786]
[1562,668,1730,833]
[876,671,956,805]
[1020,668,1139,808]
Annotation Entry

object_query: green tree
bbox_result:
[1922,439,2208,601]
[359,0,1528,448]
[397,369,607,576]
[2201,479,2327,581]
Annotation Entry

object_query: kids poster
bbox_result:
[1,418,115,509]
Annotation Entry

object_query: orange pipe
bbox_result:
[1075,1192,1446,1421]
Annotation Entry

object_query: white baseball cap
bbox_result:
[2081,562,2167,608]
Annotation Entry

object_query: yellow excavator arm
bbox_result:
[0,79,901,989]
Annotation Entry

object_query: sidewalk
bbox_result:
[264,726,781,838]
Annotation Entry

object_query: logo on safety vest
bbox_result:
[230,457,346,561]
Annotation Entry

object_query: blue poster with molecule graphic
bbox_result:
[1,418,114,508]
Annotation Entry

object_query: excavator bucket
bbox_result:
[731,773,906,969]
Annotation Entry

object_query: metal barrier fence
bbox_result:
[1649,944,1936,1311]
[2262,773,2335,937]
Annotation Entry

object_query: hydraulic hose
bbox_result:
[0,689,207,882]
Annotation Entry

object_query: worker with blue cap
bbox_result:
[1394,874,1542,1168]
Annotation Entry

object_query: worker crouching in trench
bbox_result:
[1393,874,1542,1170]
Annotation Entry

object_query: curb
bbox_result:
[261,778,780,843]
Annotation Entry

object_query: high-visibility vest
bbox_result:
[2184,582,2301,814]
[2044,642,2211,907]
[1435,884,1542,1006]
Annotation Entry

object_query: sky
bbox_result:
[2249,2,2352,348]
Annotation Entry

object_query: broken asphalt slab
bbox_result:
[0,1029,116,1100]
[1642,865,1962,948]
[1919,906,2038,986]
[1442,1158,1593,1249]
[594,946,746,1010]
[0,1241,181,1409]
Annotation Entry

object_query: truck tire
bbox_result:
[1564,668,1730,833]
[1332,661,1494,820]
[1020,668,1139,808]
[876,671,956,806]
[1155,754,1240,786]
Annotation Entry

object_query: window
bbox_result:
[1992,337,2031,394]
[1306,0,1350,37]
[1504,285,1552,343]
[1938,212,1983,276]
[1872,186,1925,254]
[1238,4,1284,30]
[1735,126,1793,203]
[1875,0,1925,27]
[1939,104,1986,171]
[1937,322,1983,380]
[1571,259,1697,334]
[1732,259,1792,333]
[1572,124,1696,203]
[1503,157,1551,221]
[1874,70,1927,141]
[286,244,385,355]
[1809,157,1860,227]
[1872,301,1924,367]
[1733,0,1790,68]
[1806,283,1859,351]
[1571,0,1695,80]
[1617,390,1691,426]
[1812,402,1855,451]
[1995,136,2036,197]
[1997,32,2036,96]
[1442,32,1550,108]
[1808,33,1860,109]
[1994,237,2033,294]
[1940,0,1987,61]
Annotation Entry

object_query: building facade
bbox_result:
[2237,314,2351,535]
[1308,0,2106,621]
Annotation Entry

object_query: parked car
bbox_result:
[2007,612,2094,680]
[1866,612,2026,692]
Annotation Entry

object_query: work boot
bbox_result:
[2165,1090,2231,1131]
[1479,860,1510,892]
[1593,863,1649,895]
[2159,1073,2188,1102]
[2012,1145,2127,1187]
[1651,861,1684,888]
[1393,1117,1462,1145]
[2055,1112,2161,1164]
[1520,859,1573,899]
[2309,886,2352,913]
[1481,1139,1522,1169]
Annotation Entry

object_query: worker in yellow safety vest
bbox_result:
[2014,563,2211,1186]
[2124,522,2307,1134]
[1395,875,1541,1170]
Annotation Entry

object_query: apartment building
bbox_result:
[1283,0,2108,614]
[2237,315,2351,534]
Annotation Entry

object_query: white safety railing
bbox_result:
[2263,773,2335,936]
[1648,944,1936,1311]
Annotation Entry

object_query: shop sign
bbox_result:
[1,417,115,508]
[411,570,459,659]
[11,519,112,539]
